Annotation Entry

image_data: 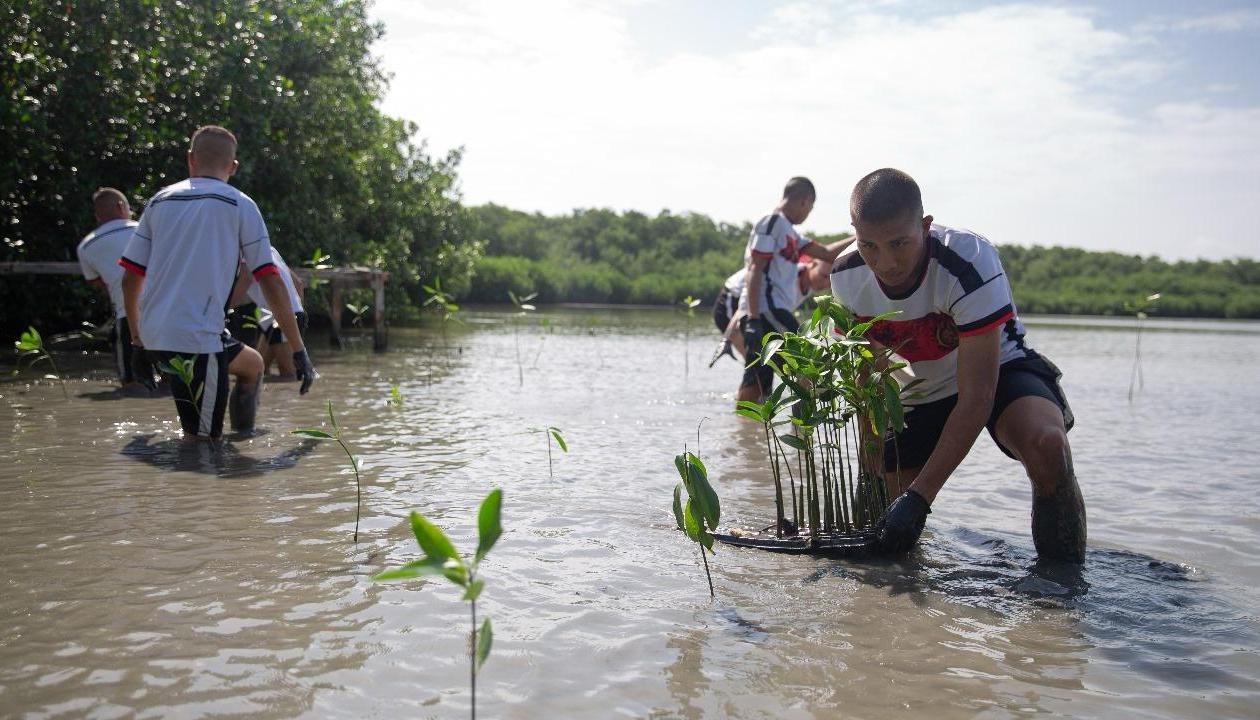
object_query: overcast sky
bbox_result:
[371,0,1260,260]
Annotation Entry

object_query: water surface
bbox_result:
[2,309,1258,718]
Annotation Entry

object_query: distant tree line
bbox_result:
[2,0,476,337]
[466,205,1260,319]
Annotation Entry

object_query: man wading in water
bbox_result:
[829,168,1086,563]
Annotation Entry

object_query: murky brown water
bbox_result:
[3,309,1259,719]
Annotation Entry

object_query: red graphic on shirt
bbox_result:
[779,234,801,261]
[859,312,959,362]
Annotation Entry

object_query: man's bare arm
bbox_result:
[746,254,770,318]
[803,236,854,263]
[907,326,1001,504]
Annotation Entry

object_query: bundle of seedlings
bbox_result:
[719,296,918,556]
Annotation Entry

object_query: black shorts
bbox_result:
[884,353,1074,470]
[739,308,799,394]
[267,311,308,345]
[149,335,245,439]
[116,317,136,384]
[712,288,738,334]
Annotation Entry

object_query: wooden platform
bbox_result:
[0,261,390,351]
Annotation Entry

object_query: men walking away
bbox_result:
[120,125,315,439]
[76,187,150,392]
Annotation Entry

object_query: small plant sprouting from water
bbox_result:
[386,381,403,408]
[13,326,68,398]
[157,355,203,408]
[292,401,364,542]
[508,290,537,385]
[680,295,701,378]
[531,425,567,479]
[304,248,332,291]
[1126,292,1160,401]
[424,277,461,349]
[346,302,370,328]
[373,488,503,720]
[671,448,720,598]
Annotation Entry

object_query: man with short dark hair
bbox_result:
[830,168,1085,562]
[76,187,151,391]
[737,177,844,401]
[120,125,315,439]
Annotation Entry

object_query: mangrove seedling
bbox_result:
[304,248,332,290]
[507,290,537,385]
[386,381,403,408]
[531,425,568,479]
[671,449,720,598]
[1126,292,1160,401]
[373,488,503,720]
[157,355,204,409]
[680,295,701,377]
[424,277,461,349]
[292,401,364,542]
[346,302,370,328]
[531,316,551,369]
[13,326,68,398]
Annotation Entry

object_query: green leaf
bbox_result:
[672,483,686,531]
[462,578,485,602]
[548,428,568,452]
[674,453,691,490]
[779,433,808,451]
[291,428,334,439]
[687,457,720,530]
[371,556,449,581]
[409,511,461,566]
[682,499,703,542]
[733,408,763,422]
[698,529,715,552]
[476,618,493,669]
[475,489,503,564]
[761,337,784,365]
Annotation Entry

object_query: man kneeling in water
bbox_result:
[829,168,1086,563]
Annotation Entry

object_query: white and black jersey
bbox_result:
[246,247,303,331]
[120,177,277,354]
[740,211,813,318]
[829,224,1033,405]
[77,218,138,319]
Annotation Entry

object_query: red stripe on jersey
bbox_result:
[751,250,774,259]
[252,262,279,279]
[858,312,960,363]
[118,257,146,276]
[958,310,1013,337]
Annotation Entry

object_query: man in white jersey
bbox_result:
[231,248,307,378]
[120,125,315,439]
[76,187,152,391]
[830,168,1085,563]
[737,177,844,402]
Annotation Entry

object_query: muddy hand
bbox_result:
[293,350,315,395]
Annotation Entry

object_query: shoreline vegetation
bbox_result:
[3,2,1256,341]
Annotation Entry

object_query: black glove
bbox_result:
[743,316,769,354]
[130,345,156,391]
[293,349,315,395]
[875,489,931,555]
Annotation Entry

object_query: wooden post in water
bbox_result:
[328,282,344,349]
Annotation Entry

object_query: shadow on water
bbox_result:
[121,434,318,478]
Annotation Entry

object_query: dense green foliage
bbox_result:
[2,0,476,336]
[467,205,1260,318]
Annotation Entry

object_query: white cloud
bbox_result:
[373,1,1260,260]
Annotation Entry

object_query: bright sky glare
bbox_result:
[372,0,1260,260]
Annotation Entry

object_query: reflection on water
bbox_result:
[2,310,1259,719]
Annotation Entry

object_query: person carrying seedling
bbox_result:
[119,125,315,439]
[76,187,153,393]
[830,168,1085,562]
[736,178,844,402]
[711,240,852,367]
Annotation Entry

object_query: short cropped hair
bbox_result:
[783,176,816,203]
[190,125,238,168]
[850,168,923,224]
[92,187,127,213]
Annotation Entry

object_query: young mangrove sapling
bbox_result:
[1126,292,1160,401]
[292,401,365,542]
[671,449,720,598]
[373,489,503,720]
[531,425,568,479]
[13,326,68,398]
[423,277,461,349]
[680,295,701,378]
[507,290,537,385]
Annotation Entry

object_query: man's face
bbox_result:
[853,212,932,293]
[784,195,815,225]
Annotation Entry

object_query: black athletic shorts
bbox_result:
[883,353,1074,470]
[149,334,245,439]
[267,311,308,345]
[740,308,799,395]
[115,317,136,384]
[712,288,738,334]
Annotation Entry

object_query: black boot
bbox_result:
[1032,474,1087,563]
[229,379,260,432]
